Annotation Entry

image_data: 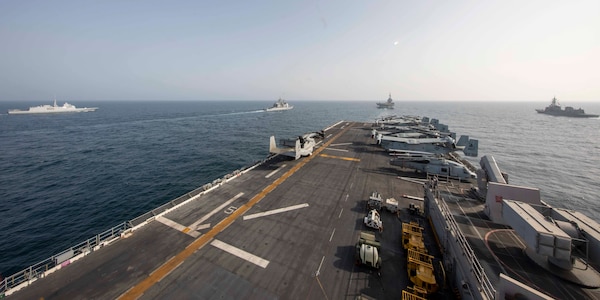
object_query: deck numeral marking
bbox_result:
[224,206,238,214]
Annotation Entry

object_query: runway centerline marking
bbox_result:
[189,192,244,229]
[329,228,336,242]
[118,125,351,300]
[210,239,269,268]
[265,164,287,179]
[243,203,309,221]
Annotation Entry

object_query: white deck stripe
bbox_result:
[316,255,325,276]
[156,216,200,238]
[196,223,211,230]
[329,143,352,146]
[265,164,286,178]
[325,148,349,152]
[156,216,187,231]
[189,192,244,229]
[210,239,269,268]
[243,203,309,220]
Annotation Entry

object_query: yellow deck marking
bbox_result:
[188,192,244,229]
[319,153,360,162]
[118,125,351,300]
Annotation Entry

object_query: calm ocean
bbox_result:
[1,100,598,278]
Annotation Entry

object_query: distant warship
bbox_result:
[376,93,394,109]
[536,97,598,118]
[265,98,293,112]
[8,98,98,114]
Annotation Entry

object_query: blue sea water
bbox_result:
[0,100,599,279]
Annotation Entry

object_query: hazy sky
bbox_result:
[1,1,598,101]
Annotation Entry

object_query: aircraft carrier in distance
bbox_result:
[3,118,600,299]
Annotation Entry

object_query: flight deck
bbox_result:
[7,119,600,300]
[8,121,438,299]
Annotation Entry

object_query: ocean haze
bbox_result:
[0,100,599,279]
[1,1,599,101]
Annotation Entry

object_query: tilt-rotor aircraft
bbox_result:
[269,131,325,160]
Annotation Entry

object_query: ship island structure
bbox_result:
[2,116,600,300]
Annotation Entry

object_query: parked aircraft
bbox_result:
[269,131,324,160]
[372,129,434,139]
[375,115,424,126]
[390,156,476,180]
[388,149,439,159]
[375,116,449,133]
[376,134,478,157]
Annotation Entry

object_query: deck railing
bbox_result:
[0,222,130,295]
[0,155,277,296]
[430,182,495,300]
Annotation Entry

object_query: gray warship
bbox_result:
[376,93,395,109]
[536,97,598,118]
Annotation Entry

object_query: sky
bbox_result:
[0,0,599,102]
